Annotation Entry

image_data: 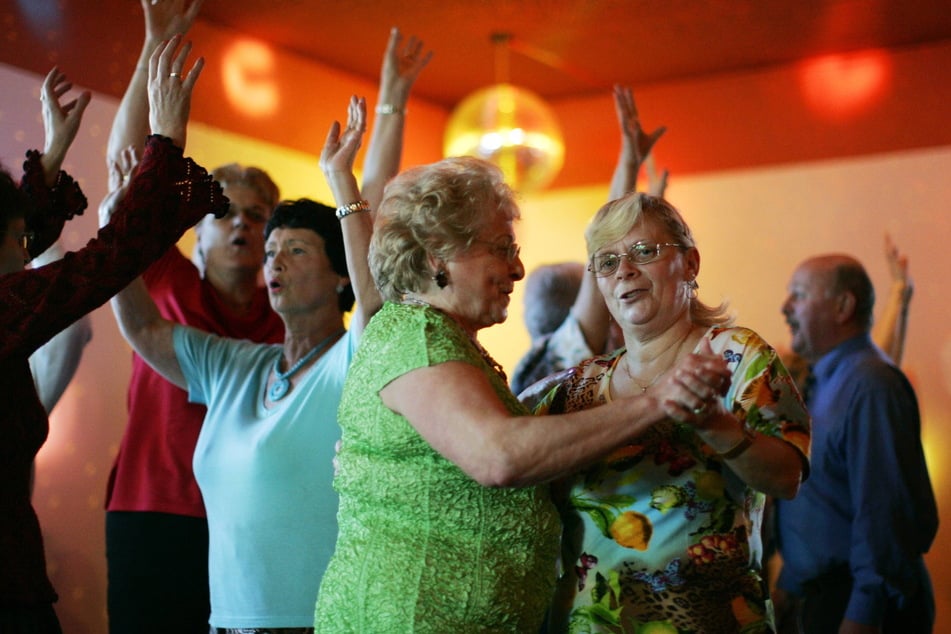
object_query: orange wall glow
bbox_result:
[799,50,891,120]
[221,38,279,118]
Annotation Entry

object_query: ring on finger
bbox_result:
[169,72,181,79]
[692,403,708,415]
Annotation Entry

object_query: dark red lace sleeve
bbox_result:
[20,149,88,259]
[0,135,229,360]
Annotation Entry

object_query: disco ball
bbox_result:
[443,83,565,193]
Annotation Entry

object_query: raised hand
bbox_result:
[378,28,433,108]
[320,96,368,183]
[101,145,141,227]
[40,67,91,185]
[148,34,204,148]
[142,0,204,43]
[645,153,670,198]
[883,233,912,292]
[614,85,666,170]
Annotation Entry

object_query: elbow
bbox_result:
[467,455,525,489]
[463,440,535,489]
[768,458,805,500]
[772,473,802,500]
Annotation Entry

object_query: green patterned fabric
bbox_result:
[315,301,560,633]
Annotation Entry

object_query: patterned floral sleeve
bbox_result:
[19,149,88,259]
[1,135,228,360]
[710,326,811,471]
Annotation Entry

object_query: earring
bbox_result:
[335,283,346,294]
[684,279,699,299]
[432,269,449,289]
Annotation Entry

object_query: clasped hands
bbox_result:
[651,339,731,425]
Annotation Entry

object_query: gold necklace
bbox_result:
[621,327,693,393]
[470,337,507,382]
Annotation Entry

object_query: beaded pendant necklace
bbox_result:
[269,328,345,402]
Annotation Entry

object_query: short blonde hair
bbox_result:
[212,163,280,210]
[585,192,733,327]
[370,157,519,302]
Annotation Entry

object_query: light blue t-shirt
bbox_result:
[174,325,355,628]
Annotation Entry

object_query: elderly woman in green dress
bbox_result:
[315,159,736,632]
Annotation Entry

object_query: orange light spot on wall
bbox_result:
[799,50,891,120]
[221,39,279,118]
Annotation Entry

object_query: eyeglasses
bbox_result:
[17,231,35,252]
[477,239,521,263]
[588,241,684,277]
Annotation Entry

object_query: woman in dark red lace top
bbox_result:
[0,39,227,632]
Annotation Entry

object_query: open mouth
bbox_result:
[619,288,646,301]
[231,236,248,247]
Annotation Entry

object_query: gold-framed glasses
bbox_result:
[588,241,684,277]
[477,239,521,262]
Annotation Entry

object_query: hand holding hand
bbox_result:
[40,67,91,184]
[148,34,204,147]
[378,28,433,108]
[142,0,203,44]
[100,145,141,227]
[652,338,731,424]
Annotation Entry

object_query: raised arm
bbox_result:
[320,97,381,337]
[22,69,89,261]
[38,67,90,187]
[607,85,665,200]
[28,243,93,412]
[574,87,667,356]
[872,234,913,364]
[107,0,203,162]
[359,27,432,210]
[109,36,208,389]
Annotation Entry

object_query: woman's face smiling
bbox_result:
[439,215,525,335]
[594,219,698,337]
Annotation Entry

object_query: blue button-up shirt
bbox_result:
[776,333,937,625]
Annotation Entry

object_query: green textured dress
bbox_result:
[314,301,561,633]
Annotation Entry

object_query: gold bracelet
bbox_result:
[718,425,756,460]
[375,103,404,115]
[335,199,370,220]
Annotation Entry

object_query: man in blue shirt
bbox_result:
[775,254,937,633]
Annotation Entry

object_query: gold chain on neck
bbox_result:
[621,326,694,393]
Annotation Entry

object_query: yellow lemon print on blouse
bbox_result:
[609,511,653,550]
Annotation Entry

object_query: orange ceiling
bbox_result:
[2,0,950,108]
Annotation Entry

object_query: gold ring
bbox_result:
[169,72,181,78]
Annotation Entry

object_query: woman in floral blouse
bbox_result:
[536,192,810,634]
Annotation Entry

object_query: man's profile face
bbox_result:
[782,261,839,362]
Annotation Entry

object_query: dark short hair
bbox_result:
[264,198,354,312]
[831,260,875,329]
[0,164,33,241]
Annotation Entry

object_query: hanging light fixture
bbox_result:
[443,32,565,193]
